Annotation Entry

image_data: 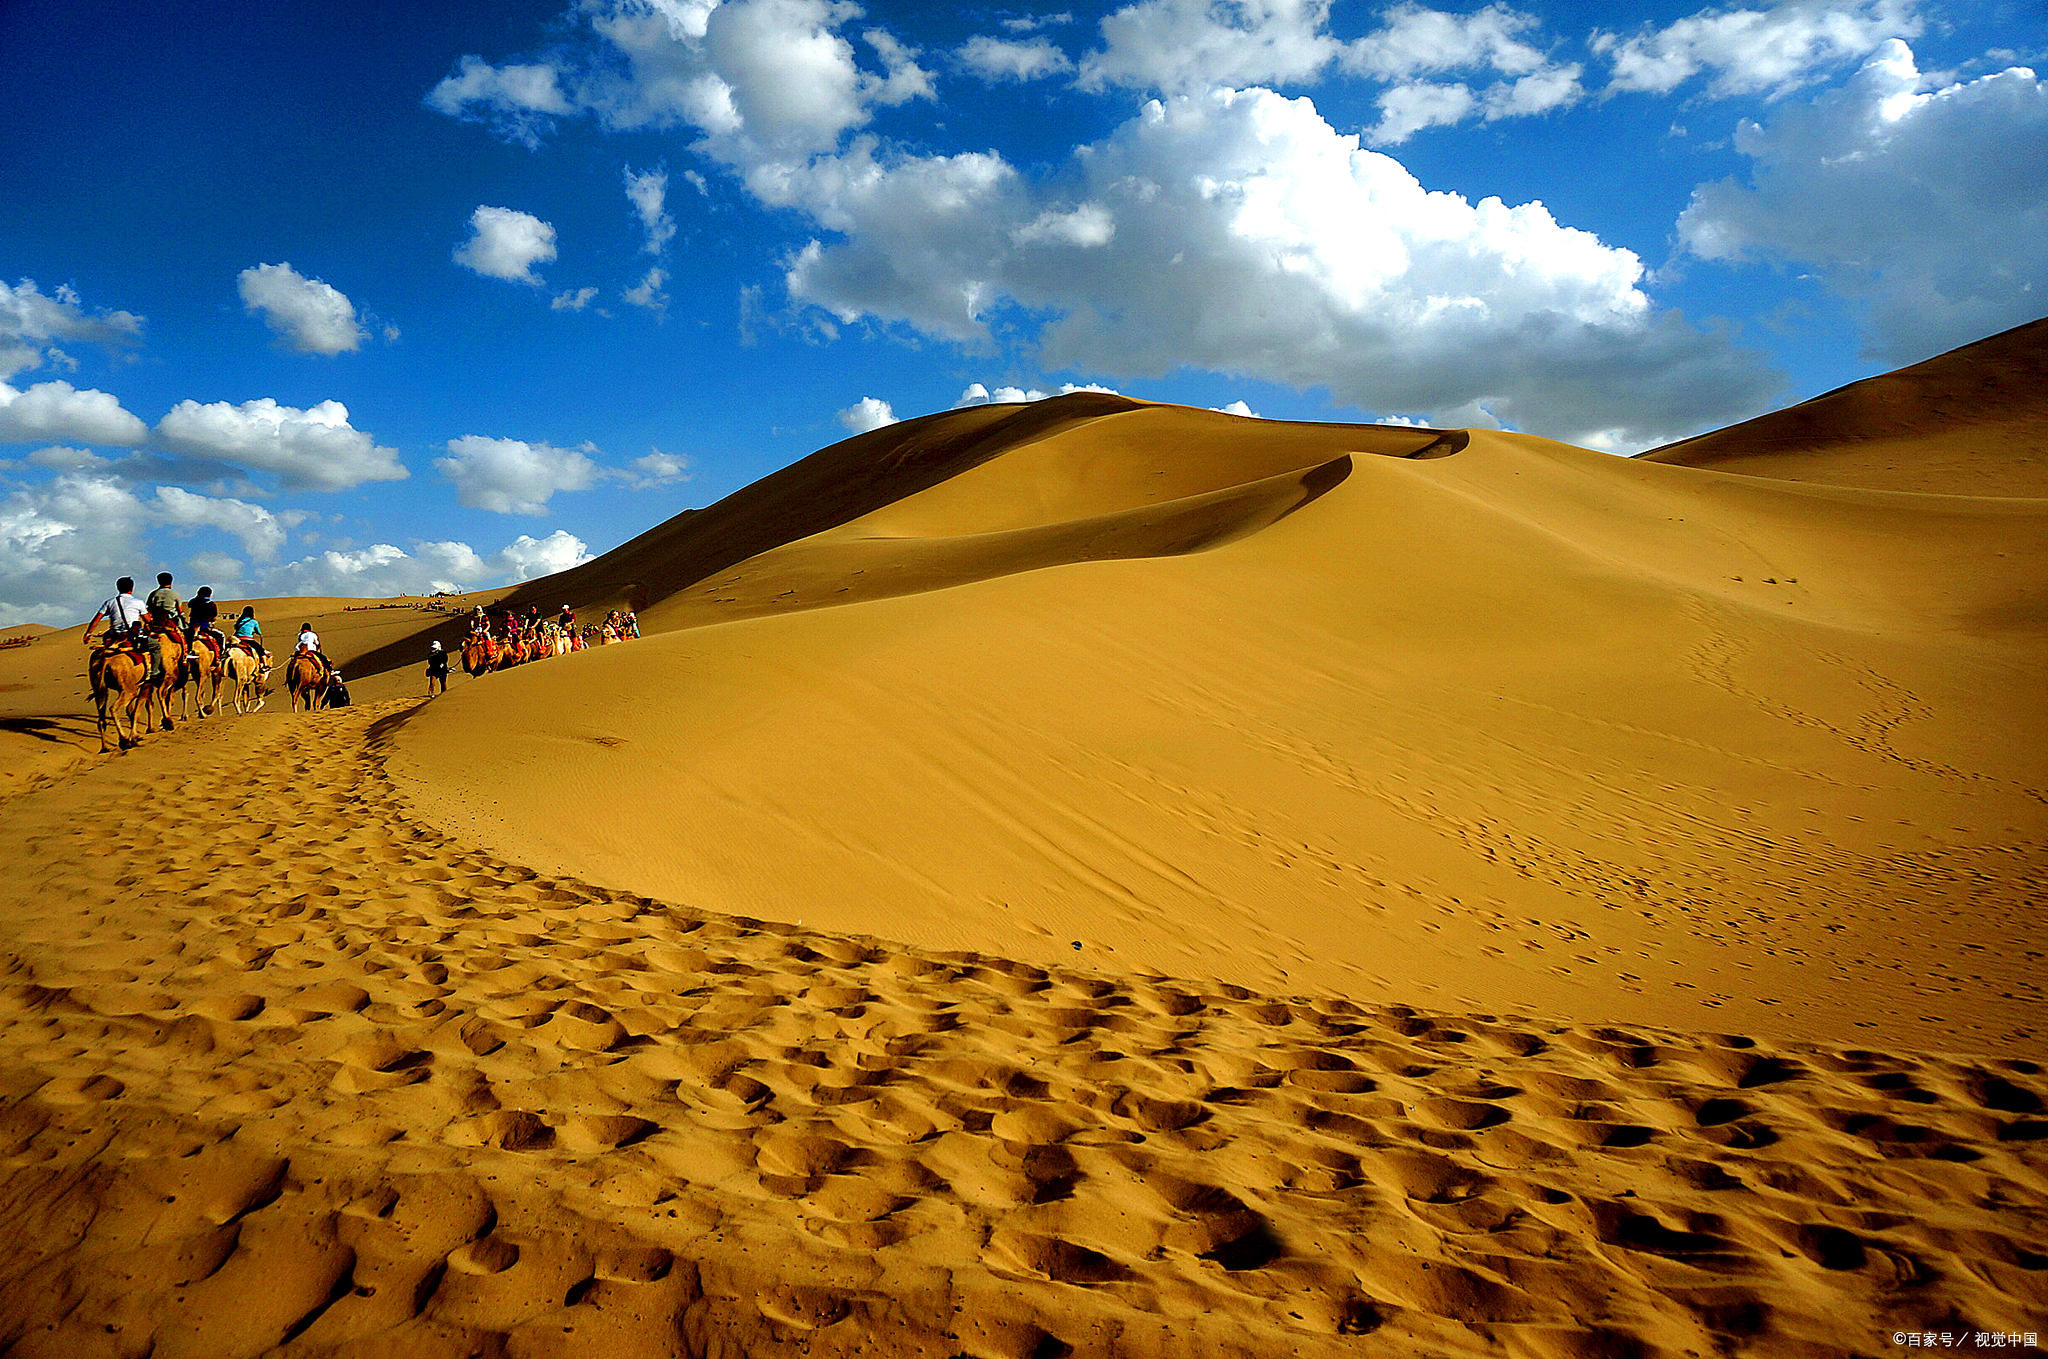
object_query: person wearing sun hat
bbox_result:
[426,638,451,696]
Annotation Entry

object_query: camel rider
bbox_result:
[296,622,335,676]
[556,605,574,631]
[233,606,268,661]
[624,609,640,639]
[86,577,147,649]
[143,572,184,682]
[188,587,224,658]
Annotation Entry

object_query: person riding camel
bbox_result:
[556,604,574,631]
[188,586,225,660]
[624,609,640,639]
[233,605,268,661]
[85,577,147,650]
[142,572,184,682]
[296,622,335,676]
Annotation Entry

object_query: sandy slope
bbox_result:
[0,705,2041,1358]
[1638,317,2048,495]
[395,413,2048,1058]
[0,329,2043,1355]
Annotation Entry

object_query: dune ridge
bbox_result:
[1638,317,2048,495]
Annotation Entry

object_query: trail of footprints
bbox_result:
[0,702,2040,1357]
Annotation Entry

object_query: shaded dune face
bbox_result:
[392,392,2048,1059]
[1638,315,2048,494]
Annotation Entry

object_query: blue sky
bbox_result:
[1,0,2042,624]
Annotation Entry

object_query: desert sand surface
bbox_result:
[1639,318,2048,496]
[0,327,2042,1356]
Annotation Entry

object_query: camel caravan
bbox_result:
[85,574,275,753]
[459,604,639,679]
[83,581,642,753]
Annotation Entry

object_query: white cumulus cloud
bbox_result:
[237,262,366,355]
[436,435,600,513]
[263,530,593,597]
[154,397,408,492]
[625,166,676,253]
[1678,40,2048,363]
[0,474,147,626]
[552,287,600,311]
[454,206,558,284]
[426,54,576,147]
[496,529,595,581]
[0,379,149,447]
[151,486,292,560]
[623,266,669,314]
[1346,2,1550,80]
[836,396,897,432]
[1595,0,1919,98]
[626,449,692,486]
[428,0,934,164]
[1011,204,1117,247]
[1080,0,1340,92]
[782,87,1775,448]
[954,381,1121,406]
[959,35,1073,82]
[0,279,143,381]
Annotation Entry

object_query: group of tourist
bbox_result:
[84,575,642,709]
[463,603,639,649]
[85,573,292,681]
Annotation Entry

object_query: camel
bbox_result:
[462,635,499,677]
[88,641,153,752]
[139,628,189,734]
[224,644,270,713]
[285,651,330,711]
[180,631,226,720]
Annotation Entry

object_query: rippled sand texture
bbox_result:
[0,708,2043,1358]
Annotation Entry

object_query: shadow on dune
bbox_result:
[341,395,1145,684]
[338,394,1457,685]
[0,717,78,744]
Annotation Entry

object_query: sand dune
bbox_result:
[396,409,2047,1057]
[0,327,2044,1355]
[1639,317,2048,495]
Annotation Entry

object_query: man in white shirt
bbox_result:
[86,577,147,643]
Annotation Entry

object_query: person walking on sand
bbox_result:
[426,639,450,696]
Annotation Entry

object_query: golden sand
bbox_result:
[0,325,2042,1356]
